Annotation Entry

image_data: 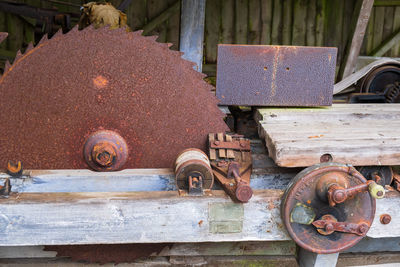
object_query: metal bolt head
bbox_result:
[380,214,391,225]
[333,190,346,203]
[325,223,334,232]
[235,184,253,202]
[92,142,116,167]
[357,223,369,234]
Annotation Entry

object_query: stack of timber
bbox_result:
[255,104,400,167]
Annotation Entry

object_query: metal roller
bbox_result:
[174,148,214,195]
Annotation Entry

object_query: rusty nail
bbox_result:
[240,142,246,148]
[214,140,220,145]
[380,214,391,224]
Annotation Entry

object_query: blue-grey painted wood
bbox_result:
[179,0,206,72]
[0,190,289,245]
[298,248,339,267]
[0,168,294,193]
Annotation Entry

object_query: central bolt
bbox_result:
[333,190,346,203]
[92,142,116,167]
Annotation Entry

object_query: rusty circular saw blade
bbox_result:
[0,26,228,169]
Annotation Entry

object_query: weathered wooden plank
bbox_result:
[180,0,206,72]
[220,0,234,44]
[0,190,289,245]
[366,7,375,55]
[260,0,273,44]
[234,0,248,44]
[374,0,400,6]
[270,0,282,44]
[306,0,316,46]
[281,0,292,45]
[0,189,397,246]
[165,0,180,50]
[248,0,261,44]
[391,6,400,56]
[0,165,295,193]
[127,0,146,30]
[291,0,307,46]
[315,0,326,46]
[298,249,339,267]
[256,104,400,167]
[373,6,386,51]
[339,0,374,79]
[146,0,169,41]
[205,0,221,63]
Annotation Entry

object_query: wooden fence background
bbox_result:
[0,0,400,78]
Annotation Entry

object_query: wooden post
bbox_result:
[180,0,206,72]
[339,0,374,79]
[298,248,339,267]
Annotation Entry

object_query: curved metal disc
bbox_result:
[281,163,375,254]
[0,26,228,169]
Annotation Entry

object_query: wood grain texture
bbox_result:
[205,0,221,62]
[0,190,289,245]
[271,0,282,44]
[234,0,248,44]
[248,0,261,44]
[221,0,234,44]
[260,0,273,44]
[281,0,292,45]
[256,104,400,167]
[292,0,307,46]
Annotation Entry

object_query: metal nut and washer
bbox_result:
[380,214,391,225]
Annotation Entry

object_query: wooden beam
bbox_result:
[0,190,289,246]
[0,189,398,246]
[179,0,206,72]
[339,0,374,79]
[142,1,180,35]
[298,248,339,267]
[0,167,295,193]
[370,27,400,56]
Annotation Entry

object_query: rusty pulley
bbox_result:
[281,163,385,254]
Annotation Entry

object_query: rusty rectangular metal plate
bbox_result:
[216,45,337,106]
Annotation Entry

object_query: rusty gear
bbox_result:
[0,26,228,170]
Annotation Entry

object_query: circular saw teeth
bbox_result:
[0,25,228,170]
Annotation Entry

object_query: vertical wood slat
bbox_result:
[6,14,24,54]
[248,0,261,44]
[282,0,293,45]
[166,0,180,50]
[147,0,169,42]
[0,11,6,50]
[260,0,273,44]
[271,0,282,44]
[127,0,147,31]
[208,133,216,160]
[315,0,326,46]
[342,0,356,54]
[325,0,344,67]
[372,6,385,52]
[391,6,400,56]
[217,133,226,158]
[306,0,316,46]
[235,0,248,44]
[382,7,394,57]
[221,0,234,44]
[205,0,221,62]
[292,0,307,46]
[366,7,375,55]
[225,135,235,158]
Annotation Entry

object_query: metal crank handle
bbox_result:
[327,180,385,207]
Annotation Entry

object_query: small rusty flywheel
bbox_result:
[281,162,384,254]
[0,26,228,170]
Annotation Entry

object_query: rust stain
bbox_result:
[270,47,280,97]
[198,220,203,226]
[93,75,109,88]
[308,134,324,139]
